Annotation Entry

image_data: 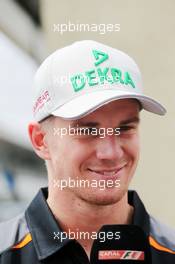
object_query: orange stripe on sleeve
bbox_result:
[149,236,175,254]
[12,233,32,249]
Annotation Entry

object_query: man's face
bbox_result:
[45,99,140,206]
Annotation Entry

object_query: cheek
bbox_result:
[47,136,69,167]
[49,136,93,171]
[131,137,140,162]
[68,140,94,170]
[123,134,140,161]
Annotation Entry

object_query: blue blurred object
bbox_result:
[3,168,15,191]
[3,168,19,200]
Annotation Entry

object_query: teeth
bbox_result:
[102,171,116,176]
[89,168,123,176]
[101,171,117,176]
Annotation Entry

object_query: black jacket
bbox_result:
[0,188,175,263]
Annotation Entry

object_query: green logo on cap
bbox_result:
[70,49,135,92]
[92,50,109,66]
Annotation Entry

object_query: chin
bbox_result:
[78,188,127,206]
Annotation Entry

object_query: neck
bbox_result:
[47,186,134,258]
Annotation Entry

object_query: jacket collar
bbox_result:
[25,187,150,260]
[128,190,150,235]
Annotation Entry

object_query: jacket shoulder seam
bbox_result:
[150,215,175,253]
[0,212,29,254]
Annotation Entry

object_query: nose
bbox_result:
[95,135,124,161]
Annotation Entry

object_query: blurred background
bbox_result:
[0,0,175,227]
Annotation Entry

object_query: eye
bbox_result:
[119,125,137,134]
[74,127,98,137]
[78,127,93,134]
[120,126,132,131]
[85,127,95,134]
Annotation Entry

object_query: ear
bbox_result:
[28,122,51,160]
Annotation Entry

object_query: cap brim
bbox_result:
[52,89,166,120]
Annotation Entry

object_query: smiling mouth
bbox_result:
[88,165,126,177]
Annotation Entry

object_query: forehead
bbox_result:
[72,99,140,124]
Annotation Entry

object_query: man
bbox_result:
[0,40,175,263]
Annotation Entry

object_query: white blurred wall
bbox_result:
[0,33,37,149]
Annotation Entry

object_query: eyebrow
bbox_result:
[70,121,99,127]
[119,116,140,125]
[70,117,140,127]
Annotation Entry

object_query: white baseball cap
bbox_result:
[33,40,166,122]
